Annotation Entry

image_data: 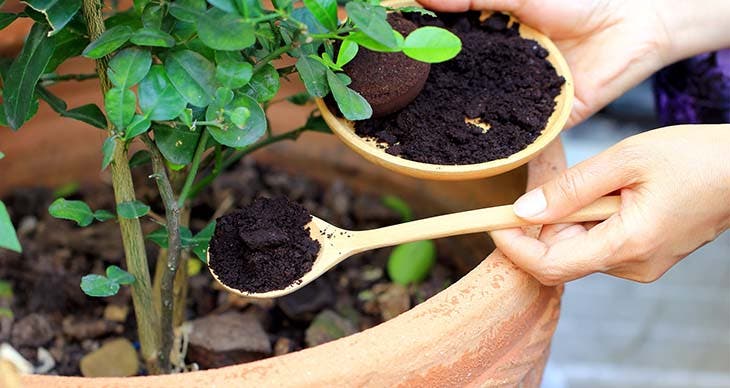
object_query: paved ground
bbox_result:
[542,83,730,388]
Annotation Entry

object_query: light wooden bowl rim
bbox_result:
[316,6,574,181]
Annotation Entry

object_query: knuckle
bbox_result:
[533,264,564,286]
[553,170,587,204]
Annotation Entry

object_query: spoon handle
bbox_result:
[349,196,621,253]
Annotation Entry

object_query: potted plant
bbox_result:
[1,0,566,386]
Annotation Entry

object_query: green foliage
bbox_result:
[80,265,135,297]
[403,27,462,63]
[387,240,437,285]
[82,25,133,59]
[147,221,215,263]
[116,200,150,219]
[345,2,398,49]
[101,136,117,170]
[0,201,21,253]
[138,66,187,121]
[326,69,371,120]
[381,195,413,222]
[24,0,82,36]
[107,47,152,89]
[3,23,54,129]
[36,86,108,129]
[49,198,95,226]
[303,0,338,31]
[196,8,255,51]
[165,50,217,107]
[105,88,137,129]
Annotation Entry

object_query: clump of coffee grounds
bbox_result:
[353,12,565,165]
[208,197,321,293]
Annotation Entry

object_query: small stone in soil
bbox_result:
[208,197,321,293]
[11,313,54,347]
[305,310,357,347]
[187,312,271,369]
[277,278,335,321]
[79,338,138,377]
[374,283,411,321]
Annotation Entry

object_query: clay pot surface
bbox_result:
[1,11,566,386]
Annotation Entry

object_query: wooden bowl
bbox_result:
[316,6,574,181]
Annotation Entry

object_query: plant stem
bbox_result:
[41,73,98,83]
[188,126,310,198]
[82,0,161,374]
[177,129,210,207]
[142,135,182,374]
[254,43,293,73]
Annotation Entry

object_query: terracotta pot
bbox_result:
[1,11,568,387]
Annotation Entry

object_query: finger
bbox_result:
[539,223,587,245]
[492,215,629,285]
[512,145,638,223]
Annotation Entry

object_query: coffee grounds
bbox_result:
[343,14,431,118]
[208,197,321,293]
[353,12,565,165]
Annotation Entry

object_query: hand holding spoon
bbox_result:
[210,196,620,298]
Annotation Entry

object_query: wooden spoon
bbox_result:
[210,196,620,298]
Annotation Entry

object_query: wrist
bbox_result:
[655,0,730,65]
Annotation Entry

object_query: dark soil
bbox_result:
[208,197,320,293]
[344,14,431,118]
[352,12,565,165]
[0,159,459,375]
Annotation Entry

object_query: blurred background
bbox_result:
[543,78,730,388]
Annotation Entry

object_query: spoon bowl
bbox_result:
[210,196,620,298]
[316,7,574,180]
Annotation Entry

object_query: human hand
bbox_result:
[489,125,730,285]
[417,0,730,127]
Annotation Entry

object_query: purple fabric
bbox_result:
[653,49,730,125]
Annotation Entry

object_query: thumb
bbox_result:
[513,146,637,222]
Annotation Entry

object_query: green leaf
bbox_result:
[179,108,194,128]
[139,65,187,121]
[48,198,94,227]
[291,6,328,34]
[302,0,337,31]
[207,0,236,13]
[206,94,266,147]
[3,23,54,130]
[93,209,116,222]
[45,26,89,73]
[190,221,215,262]
[81,274,120,297]
[36,86,108,129]
[0,152,4,160]
[108,47,152,89]
[196,8,255,51]
[326,70,372,120]
[345,2,397,49]
[0,12,18,30]
[242,64,280,102]
[141,4,162,28]
[106,265,135,285]
[229,106,250,127]
[347,30,404,52]
[403,26,462,63]
[165,50,217,107]
[286,92,311,105]
[295,55,329,97]
[309,53,340,70]
[116,200,150,219]
[169,0,206,23]
[395,6,437,17]
[381,195,413,222]
[101,136,116,170]
[82,25,133,59]
[387,240,436,285]
[0,307,13,319]
[147,226,193,249]
[215,51,253,89]
[134,0,152,12]
[104,88,137,129]
[128,150,151,168]
[236,0,262,18]
[153,125,203,165]
[124,114,151,140]
[23,0,82,36]
[336,39,358,67]
[53,182,79,198]
[130,27,176,47]
[0,201,21,253]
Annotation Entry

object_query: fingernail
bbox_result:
[514,188,547,218]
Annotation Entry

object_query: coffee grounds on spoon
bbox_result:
[208,197,321,293]
[353,12,565,165]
